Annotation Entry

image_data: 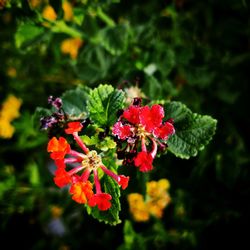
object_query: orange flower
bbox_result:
[60,37,83,59]
[42,5,57,21]
[62,0,73,21]
[45,121,129,211]
[65,121,83,134]
[47,137,71,160]
[54,168,71,187]
[70,181,94,204]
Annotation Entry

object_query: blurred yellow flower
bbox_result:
[62,0,74,21]
[127,178,171,222]
[42,5,57,21]
[0,120,15,139]
[146,178,170,197]
[0,95,22,121]
[42,1,74,23]
[6,67,17,78]
[0,95,22,139]
[127,193,150,222]
[60,37,83,59]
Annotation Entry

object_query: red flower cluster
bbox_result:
[112,100,175,172]
[47,121,129,211]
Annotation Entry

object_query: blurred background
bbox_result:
[0,0,249,249]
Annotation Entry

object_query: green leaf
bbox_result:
[0,173,15,200]
[81,134,116,151]
[99,137,116,151]
[155,47,175,77]
[51,20,83,38]
[80,135,99,146]
[15,22,45,49]
[164,101,217,159]
[87,84,125,126]
[28,162,40,187]
[61,86,90,118]
[117,220,146,250]
[73,7,85,26]
[100,24,129,55]
[144,75,162,99]
[76,46,111,82]
[88,175,121,226]
[32,107,52,130]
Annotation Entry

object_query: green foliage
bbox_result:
[87,84,125,126]
[81,134,116,151]
[100,24,130,56]
[15,22,45,49]
[1,0,249,249]
[61,85,90,118]
[118,220,146,250]
[165,101,217,159]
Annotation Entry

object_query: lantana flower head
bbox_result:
[47,121,129,211]
[112,98,175,172]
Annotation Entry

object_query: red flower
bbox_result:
[112,100,175,173]
[112,121,132,140]
[88,193,112,211]
[65,121,83,134]
[53,168,71,187]
[153,122,175,140]
[69,181,94,204]
[134,151,153,172]
[123,105,141,124]
[139,104,164,133]
[47,137,71,160]
[54,159,66,169]
[118,175,130,190]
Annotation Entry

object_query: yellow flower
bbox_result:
[62,0,74,21]
[127,179,171,222]
[0,95,22,121]
[60,37,83,59]
[146,178,170,198]
[42,5,57,21]
[127,193,150,222]
[0,120,15,139]
[0,95,22,139]
[6,67,17,78]
[146,178,171,218]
